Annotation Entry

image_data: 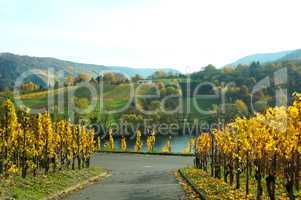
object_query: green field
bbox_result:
[16,84,131,112]
[14,83,218,120]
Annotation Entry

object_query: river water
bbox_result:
[102,135,195,153]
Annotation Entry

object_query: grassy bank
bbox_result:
[180,167,301,200]
[180,167,256,200]
[0,167,107,200]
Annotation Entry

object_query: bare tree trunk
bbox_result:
[223,154,229,183]
[229,161,234,186]
[285,162,295,200]
[266,155,276,200]
[72,156,75,170]
[210,133,215,177]
[255,162,263,200]
[295,153,300,191]
[235,156,240,189]
[246,156,250,196]
[214,149,221,179]
[86,158,90,168]
[44,140,49,174]
[0,160,3,174]
[77,155,81,169]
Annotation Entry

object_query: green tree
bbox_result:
[132,74,143,82]
[235,100,249,116]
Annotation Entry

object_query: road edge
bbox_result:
[98,150,194,157]
[43,171,111,200]
[178,169,207,200]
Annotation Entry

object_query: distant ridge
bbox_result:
[225,49,301,67]
[279,49,301,61]
[0,53,179,90]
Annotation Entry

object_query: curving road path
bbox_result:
[64,153,193,200]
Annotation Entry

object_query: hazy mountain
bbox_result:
[0,53,179,90]
[279,49,301,61]
[226,49,301,67]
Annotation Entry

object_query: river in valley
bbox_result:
[102,135,196,153]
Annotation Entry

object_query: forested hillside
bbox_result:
[0,53,178,90]
[187,60,301,122]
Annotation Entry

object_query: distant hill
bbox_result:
[0,53,179,90]
[226,49,301,67]
[279,49,301,61]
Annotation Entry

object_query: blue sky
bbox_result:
[1,0,301,72]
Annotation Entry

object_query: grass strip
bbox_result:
[180,167,252,200]
[0,167,108,200]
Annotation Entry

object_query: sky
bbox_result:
[1,0,301,73]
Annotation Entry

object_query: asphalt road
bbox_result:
[64,153,193,200]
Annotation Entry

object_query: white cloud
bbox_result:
[1,0,301,72]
